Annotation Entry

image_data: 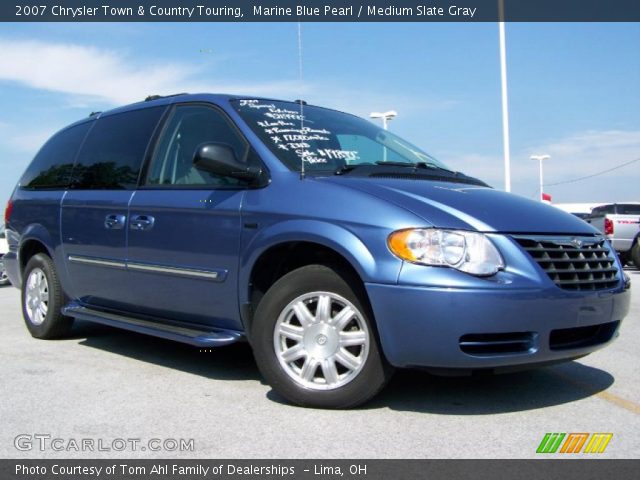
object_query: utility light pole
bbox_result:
[370,111,398,162]
[369,111,397,130]
[498,0,511,192]
[530,154,550,202]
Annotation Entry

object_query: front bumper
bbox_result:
[366,281,630,370]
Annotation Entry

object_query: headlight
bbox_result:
[388,228,504,276]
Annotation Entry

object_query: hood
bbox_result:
[320,177,597,234]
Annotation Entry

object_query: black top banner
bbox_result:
[3,0,640,22]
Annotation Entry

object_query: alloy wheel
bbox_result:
[24,268,49,325]
[273,291,370,390]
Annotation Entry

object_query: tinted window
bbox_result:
[146,104,248,186]
[20,122,91,190]
[71,107,164,189]
[591,205,615,216]
[617,204,640,215]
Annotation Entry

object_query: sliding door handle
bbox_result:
[130,215,155,231]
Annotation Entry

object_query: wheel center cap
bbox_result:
[303,325,338,359]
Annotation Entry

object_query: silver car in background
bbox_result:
[587,203,640,268]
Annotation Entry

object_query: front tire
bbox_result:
[251,265,393,408]
[21,253,73,339]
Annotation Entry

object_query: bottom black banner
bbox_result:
[2,459,639,480]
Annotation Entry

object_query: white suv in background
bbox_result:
[0,225,9,286]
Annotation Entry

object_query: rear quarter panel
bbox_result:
[6,190,69,291]
[589,214,640,252]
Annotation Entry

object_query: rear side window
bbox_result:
[616,204,640,215]
[19,122,91,190]
[71,107,164,189]
[591,205,615,216]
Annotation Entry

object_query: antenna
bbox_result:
[297,21,305,180]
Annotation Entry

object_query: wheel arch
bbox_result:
[239,220,393,332]
[18,225,56,277]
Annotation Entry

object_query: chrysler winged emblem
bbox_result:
[570,237,583,248]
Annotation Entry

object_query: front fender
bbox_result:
[238,219,402,307]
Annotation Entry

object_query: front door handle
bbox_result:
[130,215,155,231]
[104,214,126,230]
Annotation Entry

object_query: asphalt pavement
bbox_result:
[1,269,638,459]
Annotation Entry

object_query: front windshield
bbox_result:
[232,99,452,173]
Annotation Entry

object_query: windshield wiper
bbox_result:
[335,162,409,175]
[335,161,461,177]
[375,161,459,175]
[334,164,362,175]
[418,162,458,175]
[374,161,415,167]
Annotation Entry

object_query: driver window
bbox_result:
[147,105,247,186]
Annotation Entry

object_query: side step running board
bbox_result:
[63,304,243,347]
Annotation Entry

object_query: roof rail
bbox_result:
[144,93,188,102]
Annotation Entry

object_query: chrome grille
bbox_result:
[512,236,619,291]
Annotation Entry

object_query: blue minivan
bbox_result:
[3,94,630,408]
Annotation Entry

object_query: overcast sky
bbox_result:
[0,22,638,205]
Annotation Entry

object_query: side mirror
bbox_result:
[193,143,261,181]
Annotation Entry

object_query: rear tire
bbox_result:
[21,253,74,339]
[618,251,630,266]
[632,241,640,270]
[250,265,393,408]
